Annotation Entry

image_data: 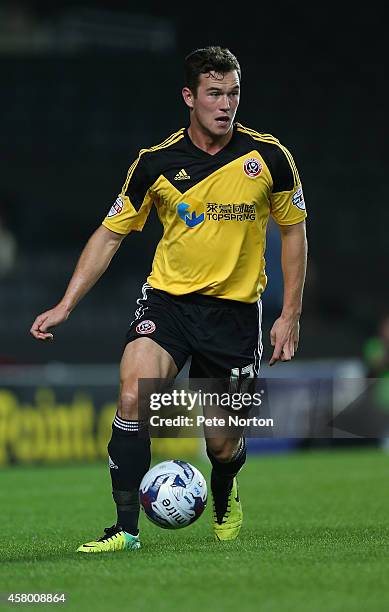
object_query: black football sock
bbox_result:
[107,413,151,536]
[207,438,247,523]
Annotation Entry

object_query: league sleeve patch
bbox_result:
[292,186,305,210]
[107,196,124,217]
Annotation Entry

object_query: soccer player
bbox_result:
[30,46,307,551]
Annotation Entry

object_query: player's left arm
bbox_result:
[269,220,307,366]
[267,140,308,366]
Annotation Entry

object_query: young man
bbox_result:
[30,46,307,551]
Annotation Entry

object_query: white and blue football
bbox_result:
[139,460,207,529]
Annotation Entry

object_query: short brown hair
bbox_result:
[184,46,241,94]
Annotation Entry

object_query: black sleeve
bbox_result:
[124,153,154,212]
[255,141,295,192]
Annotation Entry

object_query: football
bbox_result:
[139,460,207,529]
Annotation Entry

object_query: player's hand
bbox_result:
[269,315,300,366]
[30,305,70,341]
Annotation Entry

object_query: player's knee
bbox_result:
[206,439,236,463]
[118,385,138,420]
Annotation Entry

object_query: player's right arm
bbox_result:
[30,226,124,341]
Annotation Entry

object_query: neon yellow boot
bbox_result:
[77,525,140,553]
[212,477,243,541]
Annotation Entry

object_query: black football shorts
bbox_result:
[125,283,262,379]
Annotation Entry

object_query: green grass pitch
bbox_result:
[1,449,388,611]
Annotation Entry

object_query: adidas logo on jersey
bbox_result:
[174,168,191,181]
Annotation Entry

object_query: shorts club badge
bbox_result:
[136,320,156,335]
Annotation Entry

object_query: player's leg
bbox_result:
[110,337,178,530]
[77,337,178,553]
[205,430,246,541]
[190,357,251,541]
[188,296,262,541]
[77,285,191,553]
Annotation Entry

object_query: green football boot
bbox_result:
[77,525,141,553]
[212,477,243,541]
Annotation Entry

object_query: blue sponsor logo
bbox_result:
[177,202,205,228]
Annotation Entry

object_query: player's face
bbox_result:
[183,70,240,138]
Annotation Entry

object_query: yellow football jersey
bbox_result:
[102,123,307,303]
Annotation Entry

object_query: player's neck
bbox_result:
[187,123,233,155]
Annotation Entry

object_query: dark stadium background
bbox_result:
[1,0,387,366]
